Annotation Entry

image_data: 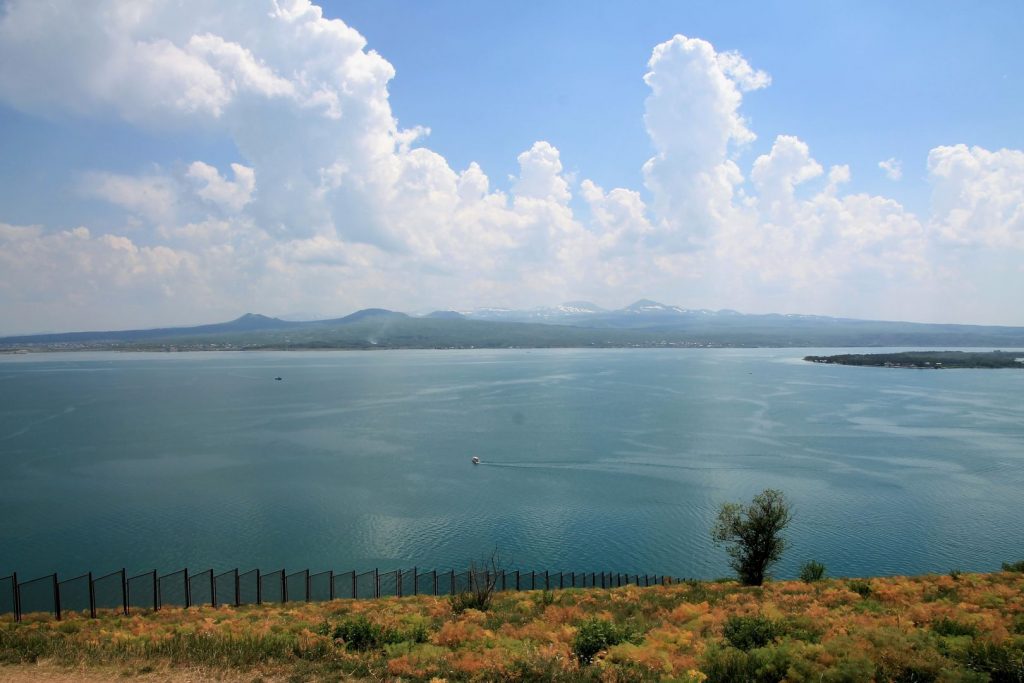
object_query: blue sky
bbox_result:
[333,0,1024,211]
[0,1,1022,333]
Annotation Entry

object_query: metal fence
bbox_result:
[0,567,677,621]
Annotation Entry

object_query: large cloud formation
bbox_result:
[0,0,1021,332]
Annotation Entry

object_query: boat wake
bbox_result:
[473,460,590,470]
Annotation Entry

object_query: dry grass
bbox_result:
[1,571,1022,681]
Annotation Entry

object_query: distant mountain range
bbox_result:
[3,300,1024,350]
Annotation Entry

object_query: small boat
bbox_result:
[471,456,480,465]
[274,377,283,381]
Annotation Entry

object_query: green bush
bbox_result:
[572,618,637,664]
[1001,560,1024,573]
[924,584,959,602]
[723,615,779,651]
[779,616,823,644]
[701,644,793,683]
[331,615,400,651]
[959,639,1024,681]
[847,579,872,598]
[931,617,978,638]
[799,560,826,583]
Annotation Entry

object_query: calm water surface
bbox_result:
[1,348,1022,579]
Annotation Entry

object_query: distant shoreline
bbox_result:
[4,344,1024,356]
[804,350,1024,369]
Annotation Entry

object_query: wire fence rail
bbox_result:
[0,568,678,621]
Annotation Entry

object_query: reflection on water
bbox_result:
[0,348,1022,579]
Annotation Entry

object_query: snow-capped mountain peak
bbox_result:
[555,301,605,314]
[623,299,686,314]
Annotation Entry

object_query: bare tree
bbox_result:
[451,548,503,613]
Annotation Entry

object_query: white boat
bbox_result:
[471,456,480,465]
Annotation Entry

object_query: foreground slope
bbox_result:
[2,572,1023,681]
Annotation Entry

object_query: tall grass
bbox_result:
[1,572,1022,681]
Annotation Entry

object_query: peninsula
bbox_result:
[804,350,1024,368]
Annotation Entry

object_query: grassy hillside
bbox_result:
[2,572,1023,681]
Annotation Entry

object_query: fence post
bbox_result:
[13,572,20,622]
[156,572,162,610]
[234,569,240,607]
[432,570,437,597]
[413,566,418,596]
[374,568,380,599]
[153,571,158,611]
[52,574,61,621]
[329,570,335,601]
[184,568,191,608]
[121,569,128,616]
[515,570,520,591]
[351,571,357,600]
[305,570,310,602]
[88,571,96,619]
[397,569,402,598]
[211,570,217,608]
[256,569,262,605]
[450,569,455,595]
[281,569,287,603]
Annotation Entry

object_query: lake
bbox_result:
[1,348,1022,580]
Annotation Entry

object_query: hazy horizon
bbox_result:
[1,1,1023,334]
[8,297,1024,340]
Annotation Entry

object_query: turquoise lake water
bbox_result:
[1,348,1022,580]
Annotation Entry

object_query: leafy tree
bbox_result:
[712,489,792,586]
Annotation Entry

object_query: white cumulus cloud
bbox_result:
[928,144,1024,248]
[641,35,768,245]
[879,157,903,181]
[0,2,1022,331]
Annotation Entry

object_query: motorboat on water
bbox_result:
[471,456,480,465]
